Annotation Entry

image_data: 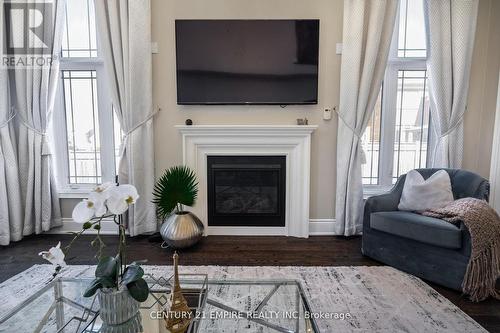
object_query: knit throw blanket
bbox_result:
[422,198,500,302]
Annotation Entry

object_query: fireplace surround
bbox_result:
[176,125,317,237]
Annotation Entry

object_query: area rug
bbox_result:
[0,265,486,332]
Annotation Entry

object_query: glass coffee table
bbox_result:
[0,276,319,333]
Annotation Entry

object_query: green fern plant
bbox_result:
[153,165,199,219]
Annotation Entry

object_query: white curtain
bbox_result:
[335,0,398,236]
[0,4,22,245]
[5,0,65,244]
[425,0,479,168]
[95,0,156,236]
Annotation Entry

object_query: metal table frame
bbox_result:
[204,279,318,333]
[0,278,99,333]
[0,277,319,333]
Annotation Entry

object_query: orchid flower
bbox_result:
[107,184,139,215]
[72,199,97,223]
[39,242,66,267]
[94,182,115,194]
[89,182,116,215]
[72,182,117,222]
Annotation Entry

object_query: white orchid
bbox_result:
[107,184,140,215]
[94,182,115,194]
[89,182,116,215]
[72,193,108,222]
[40,183,140,284]
[72,200,97,223]
[39,242,66,267]
[72,183,138,222]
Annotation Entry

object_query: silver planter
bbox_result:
[160,211,204,249]
[98,288,142,333]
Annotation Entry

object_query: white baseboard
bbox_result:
[47,218,119,235]
[309,219,336,235]
[49,218,337,236]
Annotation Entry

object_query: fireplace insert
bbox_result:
[207,156,286,227]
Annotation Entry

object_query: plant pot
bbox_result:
[160,211,204,249]
[98,288,143,333]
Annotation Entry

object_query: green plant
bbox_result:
[84,256,149,302]
[153,165,199,219]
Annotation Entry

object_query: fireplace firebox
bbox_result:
[207,156,286,227]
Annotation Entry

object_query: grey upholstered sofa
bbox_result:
[362,168,489,290]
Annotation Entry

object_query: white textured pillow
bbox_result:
[398,170,454,212]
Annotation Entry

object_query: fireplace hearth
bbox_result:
[207,156,286,227]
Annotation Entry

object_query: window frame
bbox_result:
[53,7,117,197]
[363,5,431,194]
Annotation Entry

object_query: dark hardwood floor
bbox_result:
[1,234,499,332]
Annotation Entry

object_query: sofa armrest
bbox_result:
[363,175,406,231]
[363,193,398,229]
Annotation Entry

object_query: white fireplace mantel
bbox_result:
[176,125,318,238]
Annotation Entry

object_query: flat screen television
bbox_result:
[175,19,320,105]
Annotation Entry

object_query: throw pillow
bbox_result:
[398,170,454,212]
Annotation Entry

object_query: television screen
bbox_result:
[175,20,319,105]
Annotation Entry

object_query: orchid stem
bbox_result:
[64,216,106,256]
[116,214,127,282]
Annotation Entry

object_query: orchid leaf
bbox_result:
[83,279,102,297]
[99,276,116,288]
[121,265,144,285]
[127,278,149,302]
[95,256,117,278]
[83,277,117,298]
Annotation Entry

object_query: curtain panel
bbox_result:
[0,3,22,245]
[334,0,398,236]
[425,0,479,168]
[95,0,156,236]
[1,0,65,245]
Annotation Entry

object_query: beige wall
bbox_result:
[60,0,500,220]
[151,0,342,220]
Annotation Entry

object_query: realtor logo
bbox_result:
[3,0,53,55]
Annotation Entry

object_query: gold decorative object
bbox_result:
[164,252,193,333]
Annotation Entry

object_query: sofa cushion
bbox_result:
[370,211,462,249]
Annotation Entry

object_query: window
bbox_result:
[53,0,120,195]
[362,0,430,190]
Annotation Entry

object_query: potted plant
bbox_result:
[153,165,204,248]
[38,183,148,332]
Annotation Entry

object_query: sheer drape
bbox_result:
[425,0,479,168]
[0,4,22,245]
[95,0,156,236]
[1,0,64,245]
[334,0,398,236]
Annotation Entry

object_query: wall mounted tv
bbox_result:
[175,19,320,105]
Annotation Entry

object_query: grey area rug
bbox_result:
[0,265,486,333]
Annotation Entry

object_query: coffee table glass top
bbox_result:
[0,277,319,333]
